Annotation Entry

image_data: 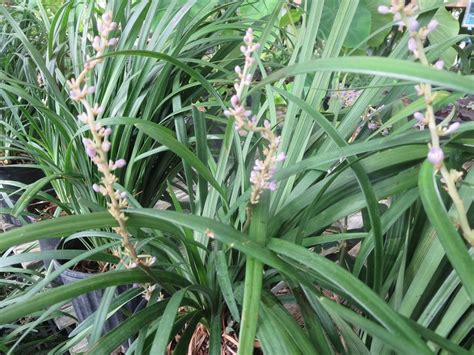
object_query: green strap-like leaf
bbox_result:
[192,105,209,209]
[0,270,153,325]
[273,87,384,292]
[102,49,225,107]
[150,288,188,355]
[12,173,66,217]
[238,192,270,355]
[87,300,170,355]
[215,250,240,322]
[257,56,474,94]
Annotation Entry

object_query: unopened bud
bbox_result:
[377,5,391,14]
[427,19,438,33]
[114,159,127,168]
[428,146,444,167]
[108,37,119,46]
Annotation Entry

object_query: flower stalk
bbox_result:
[380,1,474,245]
[224,28,285,205]
[67,12,143,266]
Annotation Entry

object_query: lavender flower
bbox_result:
[441,122,460,135]
[408,18,419,32]
[368,121,378,130]
[427,146,444,168]
[427,19,438,33]
[377,5,391,14]
[335,84,361,107]
[113,159,127,169]
[434,60,444,70]
[414,112,424,122]
[408,38,418,57]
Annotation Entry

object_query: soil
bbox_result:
[69,259,103,274]
[436,95,474,122]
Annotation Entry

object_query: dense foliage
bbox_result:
[0,0,473,354]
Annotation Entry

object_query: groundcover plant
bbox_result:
[0,0,473,354]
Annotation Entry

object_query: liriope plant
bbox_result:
[1,1,473,354]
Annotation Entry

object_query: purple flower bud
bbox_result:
[223,110,231,117]
[368,122,378,130]
[70,90,79,100]
[427,146,444,167]
[86,147,96,158]
[102,141,111,152]
[87,86,96,94]
[276,152,286,162]
[414,112,424,122]
[77,113,88,123]
[427,19,438,33]
[253,43,260,51]
[102,12,112,23]
[120,191,127,198]
[108,37,119,46]
[230,95,240,107]
[408,18,419,32]
[444,122,460,135]
[377,5,391,14]
[82,138,93,147]
[93,36,101,48]
[268,180,278,191]
[434,60,444,70]
[234,65,241,74]
[104,128,112,136]
[240,45,247,54]
[114,159,127,168]
[408,38,417,53]
[92,183,101,192]
[109,22,117,31]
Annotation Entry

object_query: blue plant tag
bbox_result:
[462,0,474,28]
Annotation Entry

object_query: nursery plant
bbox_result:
[1,0,473,354]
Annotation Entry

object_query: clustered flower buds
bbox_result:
[67,12,142,266]
[368,121,378,130]
[335,83,361,107]
[389,1,473,244]
[224,28,285,204]
[378,0,417,30]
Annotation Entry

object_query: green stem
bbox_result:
[238,192,269,355]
